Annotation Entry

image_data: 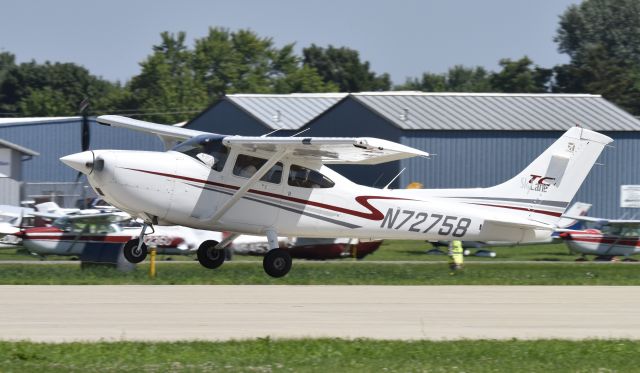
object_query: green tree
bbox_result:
[302,44,391,92]
[273,65,338,93]
[553,0,640,114]
[0,59,123,116]
[398,65,491,92]
[490,57,552,93]
[555,0,640,65]
[0,52,15,89]
[17,87,69,116]
[192,27,334,97]
[128,31,207,123]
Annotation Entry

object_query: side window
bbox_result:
[288,165,335,188]
[233,154,283,184]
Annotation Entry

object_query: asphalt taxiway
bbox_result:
[1,285,639,342]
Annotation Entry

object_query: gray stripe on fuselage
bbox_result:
[444,196,569,209]
[182,182,361,229]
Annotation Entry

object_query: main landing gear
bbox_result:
[263,249,291,278]
[262,229,292,278]
[123,222,151,263]
[197,240,226,269]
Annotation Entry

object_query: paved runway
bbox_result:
[1,285,639,342]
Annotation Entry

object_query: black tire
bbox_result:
[263,248,292,278]
[197,240,225,269]
[123,239,148,264]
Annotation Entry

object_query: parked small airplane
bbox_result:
[232,235,382,259]
[60,115,611,277]
[15,213,223,257]
[559,217,640,260]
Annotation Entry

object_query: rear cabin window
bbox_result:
[288,165,334,188]
[233,154,283,184]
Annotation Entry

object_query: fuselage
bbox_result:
[78,147,557,243]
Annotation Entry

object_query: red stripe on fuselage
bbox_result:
[124,168,563,220]
[564,235,640,247]
[125,168,409,221]
[471,203,562,217]
[23,235,131,243]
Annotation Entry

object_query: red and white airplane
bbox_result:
[15,213,222,257]
[559,217,640,260]
[60,116,611,277]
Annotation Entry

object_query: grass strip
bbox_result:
[0,261,639,285]
[1,339,638,372]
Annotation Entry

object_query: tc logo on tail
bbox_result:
[524,174,556,192]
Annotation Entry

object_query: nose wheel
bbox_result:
[123,221,152,264]
[263,248,292,278]
[123,239,148,263]
[197,240,226,269]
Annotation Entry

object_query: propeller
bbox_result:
[75,99,91,209]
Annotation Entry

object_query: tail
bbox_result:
[477,127,611,225]
[556,202,592,229]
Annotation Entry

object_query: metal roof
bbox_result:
[226,93,347,130]
[351,92,640,131]
[0,117,79,126]
[0,138,39,156]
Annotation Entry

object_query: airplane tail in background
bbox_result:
[479,127,611,225]
[556,202,592,230]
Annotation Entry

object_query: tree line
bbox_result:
[0,0,638,123]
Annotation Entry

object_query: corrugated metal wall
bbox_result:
[0,178,20,205]
[0,118,162,182]
[400,131,640,219]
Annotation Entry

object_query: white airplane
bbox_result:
[60,115,611,277]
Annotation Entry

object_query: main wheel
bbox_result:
[197,240,225,269]
[263,248,292,278]
[123,239,148,264]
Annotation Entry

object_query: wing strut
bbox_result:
[204,148,288,224]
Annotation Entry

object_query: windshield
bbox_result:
[172,134,229,172]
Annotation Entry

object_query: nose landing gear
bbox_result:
[123,239,148,263]
[123,221,152,264]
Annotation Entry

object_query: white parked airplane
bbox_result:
[60,115,611,277]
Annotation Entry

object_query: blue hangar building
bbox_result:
[185,92,640,219]
[1,92,639,218]
[0,117,162,206]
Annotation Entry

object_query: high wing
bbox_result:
[97,115,430,164]
[97,115,208,149]
[223,136,429,164]
[58,212,131,223]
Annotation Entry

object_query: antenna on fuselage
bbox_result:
[290,128,310,137]
[261,129,282,137]
[383,168,406,190]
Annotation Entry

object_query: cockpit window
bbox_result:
[233,154,283,184]
[288,165,334,188]
[172,135,229,172]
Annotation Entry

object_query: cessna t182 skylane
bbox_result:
[60,115,612,277]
